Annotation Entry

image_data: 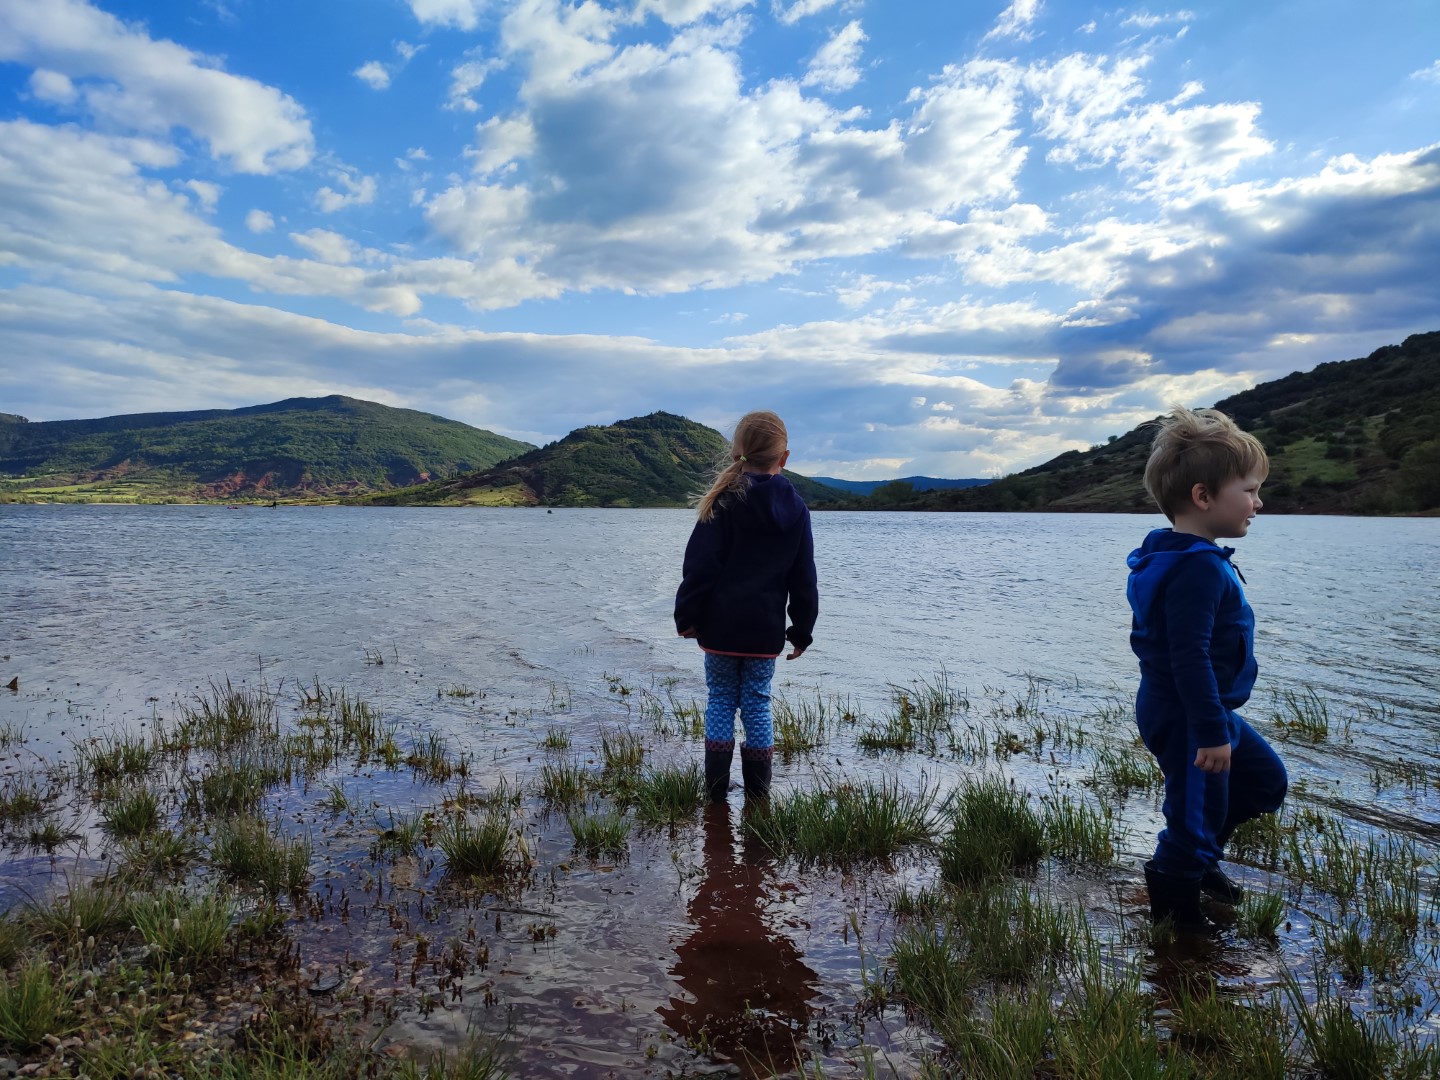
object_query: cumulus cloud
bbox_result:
[354,61,391,89]
[0,0,314,173]
[1410,61,1440,85]
[315,170,378,212]
[632,0,752,26]
[245,209,275,233]
[447,55,500,111]
[407,0,489,30]
[802,20,866,93]
[986,0,1042,42]
[772,0,842,25]
[184,180,222,210]
[291,229,360,265]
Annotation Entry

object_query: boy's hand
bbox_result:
[1194,743,1232,773]
[786,646,806,660]
[678,627,698,638]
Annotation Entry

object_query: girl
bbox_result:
[674,411,819,800]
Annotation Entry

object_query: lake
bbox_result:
[2,505,1438,1076]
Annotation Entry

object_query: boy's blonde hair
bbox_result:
[695,410,788,522]
[1144,406,1269,522]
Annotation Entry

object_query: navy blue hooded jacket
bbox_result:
[674,473,819,657]
[1126,529,1257,748]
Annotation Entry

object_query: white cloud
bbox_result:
[245,209,275,233]
[407,0,489,30]
[396,41,422,62]
[468,115,536,174]
[632,0,751,26]
[771,0,841,25]
[1410,61,1440,85]
[354,61,391,89]
[184,180,222,210]
[447,56,499,111]
[28,68,77,103]
[802,20,866,93]
[291,229,360,265]
[315,171,378,213]
[0,0,314,174]
[1120,10,1196,29]
[986,0,1041,42]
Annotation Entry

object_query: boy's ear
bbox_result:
[1189,482,1211,510]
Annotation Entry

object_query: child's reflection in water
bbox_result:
[660,803,818,1076]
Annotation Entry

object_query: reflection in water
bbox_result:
[661,803,818,1076]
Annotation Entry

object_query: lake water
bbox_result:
[2,505,1438,1075]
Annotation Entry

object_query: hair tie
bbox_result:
[738,455,747,463]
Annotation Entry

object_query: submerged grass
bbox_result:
[744,777,938,861]
[101,785,162,837]
[212,816,312,896]
[434,809,514,875]
[567,804,631,858]
[939,775,1044,885]
[631,763,705,826]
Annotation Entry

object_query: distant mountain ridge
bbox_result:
[0,396,534,503]
[810,475,991,495]
[859,331,1440,515]
[353,411,842,508]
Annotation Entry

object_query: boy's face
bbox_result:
[1206,470,1265,538]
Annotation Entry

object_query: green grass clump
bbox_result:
[1168,981,1288,1079]
[1270,686,1335,742]
[0,956,76,1051]
[771,692,834,755]
[101,785,163,837]
[171,679,281,753]
[1086,742,1163,796]
[407,732,464,783]
[28,877,129,944]
[130,887,235,972]
[631,763,705,826]
[939,775,1044,885]
[1229,810,1286,868]
[1040,794,1114,864]
[1319,915,1413,983]
[0,775,46,823]
[212,817,312,896]
[567,805,631,858]
[541,726,571,751]
[119,828,200,877]
[1236,889,1286,939]
[744,778,938,862]
[371,810,427,859]
[601,728,646,775]
[186,755,284,817]
[539,759,589,806]
[25,817,77,851]
[71,730,155,785]
[434,810,513,875]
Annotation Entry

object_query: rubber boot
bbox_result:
[740,755,772,800]
[1200,863,1244,904]
[704,748,733,802]
[1144,861,1216,934]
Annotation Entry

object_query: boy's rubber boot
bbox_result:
[703,749,733,802]
[1200,863,1244,904]
[740,756,772,800]
[1144,861,1216,934]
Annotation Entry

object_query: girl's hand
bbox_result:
[1194,743,1232,773]
[678,627,698,638]
[786,646,806,660]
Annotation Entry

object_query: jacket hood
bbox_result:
[1126,529,1234,622]
[724,473,808,533]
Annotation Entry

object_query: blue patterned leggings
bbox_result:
[703,653,776,759]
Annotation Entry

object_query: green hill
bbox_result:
[0,396,534,503]
[854,330,1440,516]
[353,411,841,508]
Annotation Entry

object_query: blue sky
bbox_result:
[1,0,1437,478]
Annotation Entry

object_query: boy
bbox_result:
[1126,406,1288,931]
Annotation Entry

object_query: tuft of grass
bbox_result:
[440,683,478,698]
[0,775,46,823]
[170,678,280,753]
[0,955,76,1051]
[1086,742,1163,796]
[1284,974,1399,1080]
[435,810,514,875]
[25,816,77,851]
[1040,793,1114,865]
[101,785,163,837]
[600,728,645,777]
[401,1035,514,1080]
[212,816,312,896]
[407,732,463,783]
[71,730,154,785]
[541,726,571,751]
[631,763,705,826]
[1236,889,1286,939]
[1169,981,1288,1079]
[744,778,938,862]
[567,805,631,859]
[939,775,1044,885]
[539,759,589,806]
[772,691,834,755]
[119,828,200,877]
[27,877,129,944]
[129,886,235,972]
[1050,948,1164,1079]
[1230,810,1286,869]
[185,755,284,817]
[1318,915,1413,983]
[319,781,354,815]
[371,809,427,859]
[1270,686,1335,742]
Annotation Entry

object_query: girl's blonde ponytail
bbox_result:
[694,411,788,522]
